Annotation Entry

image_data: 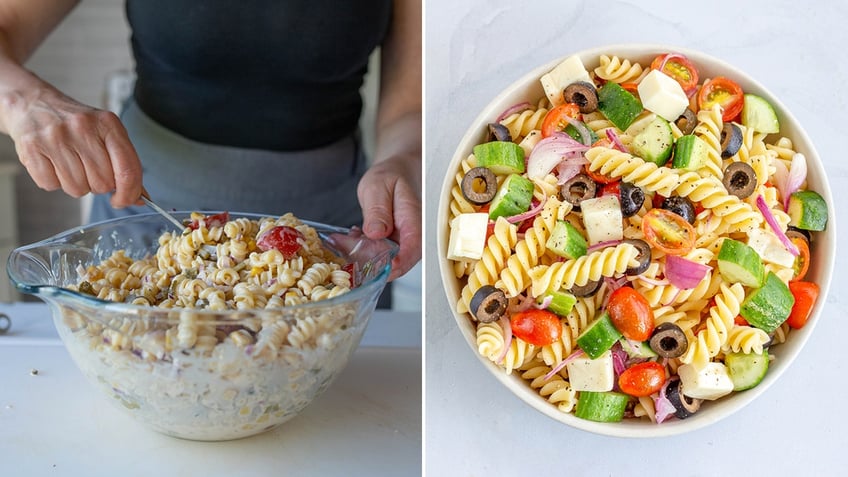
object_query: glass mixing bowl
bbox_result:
[7,212,397,441]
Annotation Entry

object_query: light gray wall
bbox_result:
[0,0,132,247]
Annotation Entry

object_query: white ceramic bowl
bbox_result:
[436,44,836,437]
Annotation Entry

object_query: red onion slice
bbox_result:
[606,128,627,152]
[504,194,547,224]
[527,132,590,180]
[783,153,807,211]
[587,239,622,253]
[543,349,585,381]
[664,255,711,290]
[555,157,588,185]
[654,381,676,424]
[756,194,799,256]
[496,102,532,123]
[496,315,513,365]
[563,116,593,145]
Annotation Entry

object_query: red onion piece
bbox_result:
[664,255,711,290]
[496,102,532,123]
[654,381,676,424]
[756,194,800,256]
[555,156,589,185]
[587,239,622,253]
[637,276,670,287]
[536,295,553,310]
[612,344,628,376]
[496,316,513,365]
[527,132,590,180]
[509,293,535,314]
[563,116,593,145]
[543,349,585,381]
[606,128,627,152]
[783,153,807,211]
[504,194,547,224]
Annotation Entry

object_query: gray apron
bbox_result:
[88,100,366,227]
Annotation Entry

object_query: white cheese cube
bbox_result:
[446,213,489,261]
[518,129,543,157]
[580,195,623,245]
[747,228,796,268]
[678,362,734,400]
[566,350,614,392]
[540,55,592,106]
[637,69,689,121]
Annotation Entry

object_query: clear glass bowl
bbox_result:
[7,212,398,441]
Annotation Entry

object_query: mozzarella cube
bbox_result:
[518,129,543,157]
[566,350,614,392]
[637,69,689,121]
[580,195,623,245]
[447,213,488,261]
[678,362,734,400]
[747,228,796,268]
[540,55,592,106]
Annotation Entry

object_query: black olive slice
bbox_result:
[623,239,651,276]
[469,285,508,323]
[619,182,645,218]
[720,123,743,158]
[675,108,697,136]
[661,196,696,224]
[649,322,688,358]
[722,162,757,199]
[786,226,811,244]
[568,278,602,297]
[461,167,498,205]
[560,173,597,208]
[563,81,599,114]
[665,379,703,419]
[487,122,513,143]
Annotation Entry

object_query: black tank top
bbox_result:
[126,0,392,151]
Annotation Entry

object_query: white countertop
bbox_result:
[0,304,421,476]
[425,1,848,476]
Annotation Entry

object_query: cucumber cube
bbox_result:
[740,272,794,334]
[788,190,828,231]
[546,220,587,259]
[717,239,765,288]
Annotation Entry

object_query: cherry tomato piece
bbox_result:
[651,53,699,94]
[607,287,655,341]
[787,281,819,329]
[734,315,750,327]
[541,103,581,138]
[188,211,230,230]
[510,309,563,346]
[619,361,667,397]
[619,82,640,96]
[789,236,810,282]
[698,76,744,122]
[342,262,357,288]
[641,208,696,256]
[599,181,621,198]
[256,225,304,259]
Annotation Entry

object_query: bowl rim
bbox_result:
[436,43,836,437]
[8,210,399,315]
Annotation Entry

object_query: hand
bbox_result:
[1,83,143,208]
[357,153,421,281]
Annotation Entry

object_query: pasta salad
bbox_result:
[59,212,362,440]
[446,52,827,423]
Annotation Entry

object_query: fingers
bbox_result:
[357,172,396,239]
[357,166,422,282]
[12,107,142,206]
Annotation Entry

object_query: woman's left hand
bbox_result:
[357,151,421,281]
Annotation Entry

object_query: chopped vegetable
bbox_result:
[256,225,304,259]
[786,281,819,329]
[510,309,563,346]
[651,53,699,95]
[607,287,655,341]
[664,255,711,289]
[698,76,744,121]
[540,103,581,138]
[618,361,667,397]
[641,208,696,256]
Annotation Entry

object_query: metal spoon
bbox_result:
[140,188,184,230]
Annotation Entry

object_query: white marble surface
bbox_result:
[0,305,421,476]
[425,1,848,475]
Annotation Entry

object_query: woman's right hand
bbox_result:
[0,81,143,208]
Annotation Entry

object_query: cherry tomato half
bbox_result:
[790,236,810,282]
[510,309,562,346]
[698,76,744,122]
[256,225,304,259]
[651,53,699,94]
[541,103,581,138]
[641,208,696,256]
[607,287,655,341]
[599,181,621,198]
[188,211,230,230]
[618,361,666,397]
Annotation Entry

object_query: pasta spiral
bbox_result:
[527,242,639,297]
